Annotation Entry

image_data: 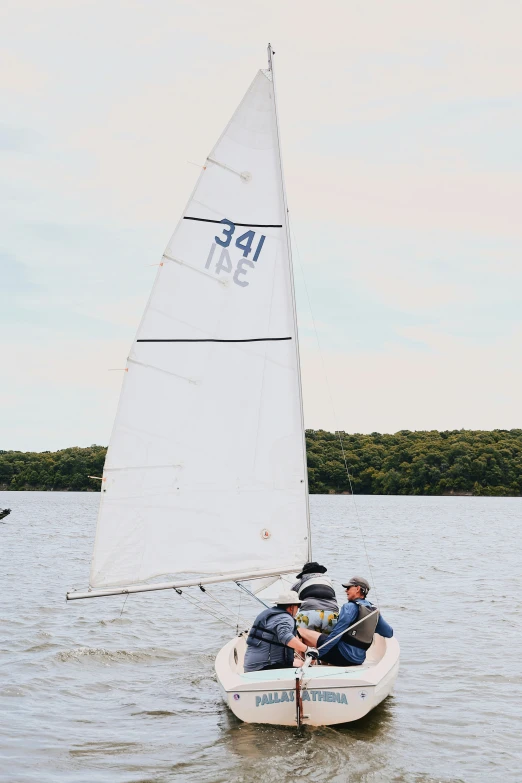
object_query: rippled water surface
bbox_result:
[1,492,520,782]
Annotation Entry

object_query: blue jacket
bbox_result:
[319,599,393,665]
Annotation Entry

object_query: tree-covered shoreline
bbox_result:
[1,429,521,495]
[0,446,106,492]
[306,429,522,496]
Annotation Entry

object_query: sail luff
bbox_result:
[268,45,312,560]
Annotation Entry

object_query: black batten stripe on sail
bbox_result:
[137,337,292,343]
[183,216,283,228]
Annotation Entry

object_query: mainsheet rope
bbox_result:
[197,584,250,628]
[289,220,380,610]
[173,587,248,632]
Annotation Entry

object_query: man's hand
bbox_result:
[306,647,319,660]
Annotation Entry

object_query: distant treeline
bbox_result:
[0,446,106,492]
[306,429,522,496]
[1,429,521,495]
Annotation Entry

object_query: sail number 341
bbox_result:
[204,219,266,288]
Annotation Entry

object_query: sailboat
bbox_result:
[66,45,399,726]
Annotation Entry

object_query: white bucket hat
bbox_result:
[275,590,302,606]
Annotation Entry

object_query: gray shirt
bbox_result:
[243,610,296,672]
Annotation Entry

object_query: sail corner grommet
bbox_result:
[260,528,271,540]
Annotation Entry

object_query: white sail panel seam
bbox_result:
[162,253,228,286]
[183,216,282,228]
[137,338,291,343]
[207,156,249,181]
[132,341,293,372]
[127,357,200,384]
[188,198,282,234]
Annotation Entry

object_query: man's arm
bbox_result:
[317,602,358,655]
[286,635,308,656]
[275,615,308,657]
[375,614,393,638]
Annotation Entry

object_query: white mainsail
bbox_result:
[89,64,310,590]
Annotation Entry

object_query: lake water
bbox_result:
[1,492,520,782]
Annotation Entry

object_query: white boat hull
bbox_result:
[215,633,400,726]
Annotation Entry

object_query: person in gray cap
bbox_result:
[297,576,393,666]
[244,590,319,672]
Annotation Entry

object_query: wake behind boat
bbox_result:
[66,44,399,727]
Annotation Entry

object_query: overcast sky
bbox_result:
[2,0,522,451]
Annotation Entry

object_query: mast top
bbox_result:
[267,43,274,72]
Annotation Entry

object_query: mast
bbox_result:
[268,43,312,561]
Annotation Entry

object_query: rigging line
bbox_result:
[235,581,270,609]
[173,588,241,631]
[162,253,226,286]
[173,588,229,623]
[236,589,242,636]
[183,216,282,228]
[289,220,380,609]
[178,588,245,631]
[173,587,228,621]
[136,337,292,343]
[198,585,250,628]
[119,593,130,618]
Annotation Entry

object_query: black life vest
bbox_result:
[246,607,296,666]
[341,600,379,651]
[297,574,337,603]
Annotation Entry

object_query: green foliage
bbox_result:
[0,446,107,491]
[1,431,522,495]
[305,429,522,496]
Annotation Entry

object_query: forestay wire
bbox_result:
[289,220,380,610]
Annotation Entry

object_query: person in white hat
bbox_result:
[244,590,319,672]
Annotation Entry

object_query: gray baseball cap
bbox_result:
[342,576,370,594]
